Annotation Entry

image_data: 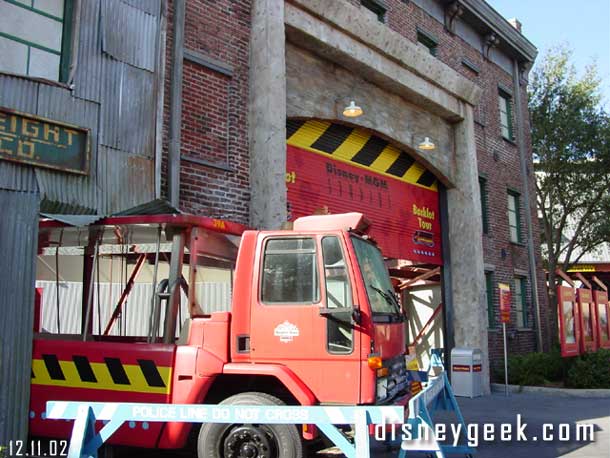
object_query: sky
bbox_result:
[487,0,610,108]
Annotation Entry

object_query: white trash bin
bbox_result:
[450,347,483,398]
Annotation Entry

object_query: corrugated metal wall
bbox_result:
[72,0,103,103]
[0,0,161,215]
[0,75,40,195]
[0,0,164,441]
[101,0,158,72]
[0,190,39,443]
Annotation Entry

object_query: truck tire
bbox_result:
[197,392,304,458]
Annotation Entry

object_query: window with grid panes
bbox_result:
[507,191,521,243]
[514,277,528,328]
[479,176,489,234]
[361,0,386,23]
[0,0,74,82]
[417,30,438,56]
[499,90,514,140]
[485,271,495,328]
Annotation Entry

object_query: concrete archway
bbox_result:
[249,0,490,392]
[286,44,455,189]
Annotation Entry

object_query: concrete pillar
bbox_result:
[446,103,490,393]
[249,0,287,229]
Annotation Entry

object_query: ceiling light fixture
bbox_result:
[343,100,363,118]
[418,137,435,150]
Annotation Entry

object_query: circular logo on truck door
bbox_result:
[274,321,300,343]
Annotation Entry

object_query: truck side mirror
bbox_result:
[351,308,362,325]
[319,307,362,326]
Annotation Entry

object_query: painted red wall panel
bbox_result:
[557,286,580,357]
[594,290,610,349]
[577,288,597,352]
[287,145,441,264]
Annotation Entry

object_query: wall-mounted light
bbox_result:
[418,137,435,151]
[343,100,363,118]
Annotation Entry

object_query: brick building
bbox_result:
[0,0,552,446]
[161,0,549,382]
[162,0,252,221]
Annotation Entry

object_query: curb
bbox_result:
[491,383,610,398]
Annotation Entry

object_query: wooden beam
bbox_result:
[573,272,592,290]
[399,267,441,290]
[555,268,575,287]
[409,303,443,347]
[103,254,147,336]
[592,275,608,291]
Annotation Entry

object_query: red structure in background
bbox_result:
[557,286,581,357]
[576,288,597,353]
[594,290,610,350]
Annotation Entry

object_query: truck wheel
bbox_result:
[197,392,304,458]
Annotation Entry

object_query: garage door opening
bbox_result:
[286,118,444,367]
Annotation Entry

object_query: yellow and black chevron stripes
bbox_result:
[31,354,172,394]
[287,119,438,191]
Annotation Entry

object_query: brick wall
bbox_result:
[370,0,551,365]
[162,0,550,366]
[162,0,251,224]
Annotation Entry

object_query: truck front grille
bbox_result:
[376,354,410,404]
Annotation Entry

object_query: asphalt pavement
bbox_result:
[361,392,610,458]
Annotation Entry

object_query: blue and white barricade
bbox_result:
[47,349,474,458]
[407,369,429,382]
[46,401,404,458]
[398,349,475,458]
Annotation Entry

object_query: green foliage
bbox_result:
[565,349,610,389]
[508,354,546,386]
[495,350,568,387]
[530,46,610,282]
[543,345,567,381]
[494,348,610,389]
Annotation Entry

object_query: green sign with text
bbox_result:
[0,107,90,175]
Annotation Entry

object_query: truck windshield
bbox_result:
[351,236,401,317]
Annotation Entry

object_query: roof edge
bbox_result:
[458,0,538,63]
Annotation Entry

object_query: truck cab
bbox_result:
[31,212,409,457]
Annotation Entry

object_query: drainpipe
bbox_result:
[154,0,168,199]
[168,0,185,207]
[512,58,543,351]
[439,185,455,373]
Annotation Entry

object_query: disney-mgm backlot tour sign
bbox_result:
[0,107,90,175]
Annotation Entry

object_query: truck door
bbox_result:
[250,235,361,403]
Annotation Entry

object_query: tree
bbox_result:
[529,46,610,335]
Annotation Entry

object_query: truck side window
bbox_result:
[261,238,319,304]
[322,236,353,354]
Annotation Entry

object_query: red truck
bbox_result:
[31,212,409,458]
